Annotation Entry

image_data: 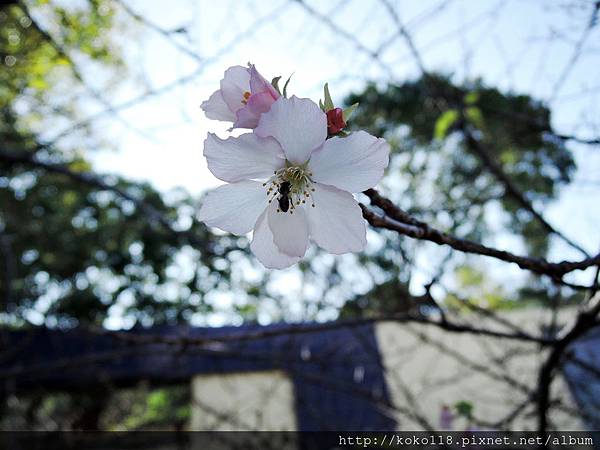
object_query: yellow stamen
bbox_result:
[241,91,251,105]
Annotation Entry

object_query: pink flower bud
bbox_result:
[326,107,346,135]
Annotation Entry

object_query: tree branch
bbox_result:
[113,0,203,63]
[88,310,555,349]
[555,133,600,146]
[16,0,156,143]
[537,291,600,433]
[0,148,210,252]
[361,189,600,286]
[461,124,590,257]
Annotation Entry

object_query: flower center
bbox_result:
[263,162,316,214]
[241,91,251,105]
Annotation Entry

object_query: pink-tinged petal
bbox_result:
[233,91,277,129]
[220,65,251,113]
[233,106,259,129]
[255,96,327,165]
[267,201,309,257]
[306,184,367,254]
[308,131,390,193]
[201,90,237,122]
[249,65,279,100]
[251,210,300,269]
[198,181,267,236]
[204,132,285,182]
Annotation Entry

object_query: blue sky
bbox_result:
[42,0,600,306]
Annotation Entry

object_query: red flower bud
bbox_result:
[326,107,346,135]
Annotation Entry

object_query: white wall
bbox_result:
[375,308,582,430]
[190,370,297,431]
[187,308,582,432]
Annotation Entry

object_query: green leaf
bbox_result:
[271,76,282,96]
[323,82,334,111]
[68,160,92,173]
[342,102,359,122]
[500,149,517,165]
[56,57,71,66]
[464,91,479,105]
[319,98,324,110]
[465,106,484,128]
[454,400,474,419]
[282,73,293,98]
[434,109,459,139]
[29,78,48,90]
[62,191,78,208]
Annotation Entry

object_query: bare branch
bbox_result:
[16,0,157,143]
[293,0,396,78]
[555,133,600,146]
[43,3,287,147]
[537,291,600,433]
[88,311,555,349]
[548,1,600,103]
[379,0,427,73]
[461,123,591,257]
[113,0,203,63]
[0,148,210,252]
[361,189,600,285]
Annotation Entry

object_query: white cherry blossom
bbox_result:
[198,96,390,269]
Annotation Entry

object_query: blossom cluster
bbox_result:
[198,64,390,269]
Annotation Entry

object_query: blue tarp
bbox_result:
[0,323,396,433]
[563,327,600,430]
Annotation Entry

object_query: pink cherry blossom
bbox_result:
[198,96,390,269]
[200,64,280,129]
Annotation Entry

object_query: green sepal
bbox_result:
[271,76,282,96]
[323,82,334,111]
[282,73,293,98]
[342,102,359,122]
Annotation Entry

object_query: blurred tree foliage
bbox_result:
[341,74,578,317]
[1,383,190,430]
[1,0,117,103]
[347,74,574,257]
[0,0,585,432]
[0,1,254,329]
[0,2,579,328]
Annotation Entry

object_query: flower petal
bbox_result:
[220,65,250,113]
[308,131,390,192]
[233,91,277,129]
[198,181,267,236]
[306,184,367,254]
[251,210,300,269]
[204,132,285,182]
[255,96,327,164]
[267,201,309,257]
[249,64,279,100]
[201,90,236,122]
